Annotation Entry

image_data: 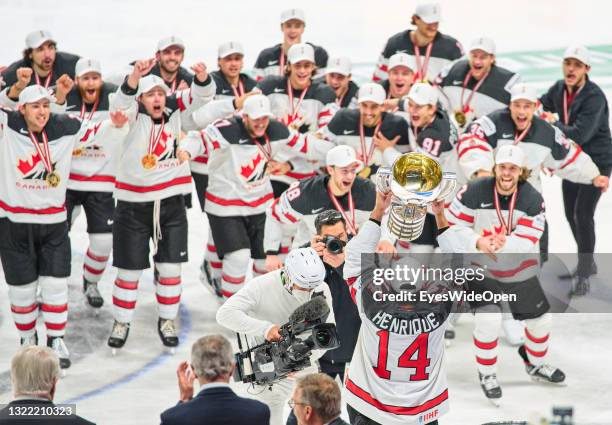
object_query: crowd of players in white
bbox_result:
[1,2,610,424]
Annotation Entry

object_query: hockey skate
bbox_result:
[518,346,566,384]
[479,372,502,406]
[84,279,104,309]
[108,320,130,355]
[158,318,179,353]
[48,336,71,370]
[20,332,38,347]
[569,276,590,297]
[200,260,223,299]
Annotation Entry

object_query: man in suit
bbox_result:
[160,334,270,425]
[0,346,95,424]
[290,373,348,425]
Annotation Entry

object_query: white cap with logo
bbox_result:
[414,2,442,24]
[25,30,55,49]
[326,145,364,170]
[495,145,525,167]
[75,58,102,77]
[137,75,170,96]
[280,8,306,24]
[563,45,591,67]
[242,94,274,119]
[325,57,351,76]
[18,85,55,105]
[510,83,538,103]
[470,37,496,55]
[157,36,185,52]
[287,43,315,64]
[358,83,386,105]
[218,41,244,58]
[408,82,438,105]
[388,53,416,72]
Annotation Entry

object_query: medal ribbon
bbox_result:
[231,80,245,98]
[34,71,53,88]
[253,133,272,161]
[493,186,517,236]
[28,130,53,173]
[359,115,382,165]
[279,48,286,76]
[287,80,309,123]
[414,42,433,81]
[147,118,166,156]
[460,69,489,113]
[327,185,357,235]
[79,98,99,121]
[512,122,532,145]
[562,84,584,125]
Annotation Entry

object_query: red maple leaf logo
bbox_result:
[152,130,173,157]
[482,224,505,237]
[17,152,42,176]
[79,122,102,143]
[240,152,264,180]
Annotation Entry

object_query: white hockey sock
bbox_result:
[155,263,182,320]
[523,313,551,366]
[112,269,143,324]
[205,231,221,279]
[220,249,250,299]
[252,259,267,278]
[473,306,502,375]
[8,281,39,338]
[83,233,112,283]
[39,276,68,338]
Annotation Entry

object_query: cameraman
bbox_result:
[310,210,360,383]
[216,247,335,425]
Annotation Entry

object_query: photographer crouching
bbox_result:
[310,210,361,383]
[216,247,336,425]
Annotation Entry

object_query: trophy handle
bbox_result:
[436,172,457,201]
[375,167,392,194]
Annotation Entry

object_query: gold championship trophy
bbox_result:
[376,152,457,241]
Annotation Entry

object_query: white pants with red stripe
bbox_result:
[205,232,222,280]
[112,269,143,324]
[83,233,112,283]
[220,249,249,299]
[523,313,552,366]
[9,277,68,339]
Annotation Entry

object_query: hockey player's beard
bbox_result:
[78,86,102,104]
[495,175,518,195]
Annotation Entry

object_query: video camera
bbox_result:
[233,295,340,387]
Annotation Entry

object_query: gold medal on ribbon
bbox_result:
[141,154,158,170]
[454,111,467,127]
[72,148,83,157]
[46,171,61,188]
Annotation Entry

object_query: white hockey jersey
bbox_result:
[110,77,215,202]
[457,109,600,192]
[180,116,327,217]
[343,220,450,425]
[258,76,339,185]
[0,109,122,223]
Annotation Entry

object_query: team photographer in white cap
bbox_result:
[216,246,335,425]
[539,45,612,293]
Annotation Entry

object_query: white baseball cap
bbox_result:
[326,145,364,170]
[408,82,438,105]
[25,30,55,49]
[414,2,442,24]
[280,8,306,24]
[510,83,538,103]
[287,43,315,64]
[563,45,590,66]
[18,85,55,105]
[388,53,415,72]
[242,94,274,119]
[495,145,525,167]
[218,41,244,58]
[157,36,185,52]
[137,75,170,96]
[325,57,351,76]
[358,83,386,105]
[75,58,102,77]
[470,37,496,55]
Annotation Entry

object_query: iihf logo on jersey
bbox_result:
[17,152,57,181]
[239,152,267,185]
